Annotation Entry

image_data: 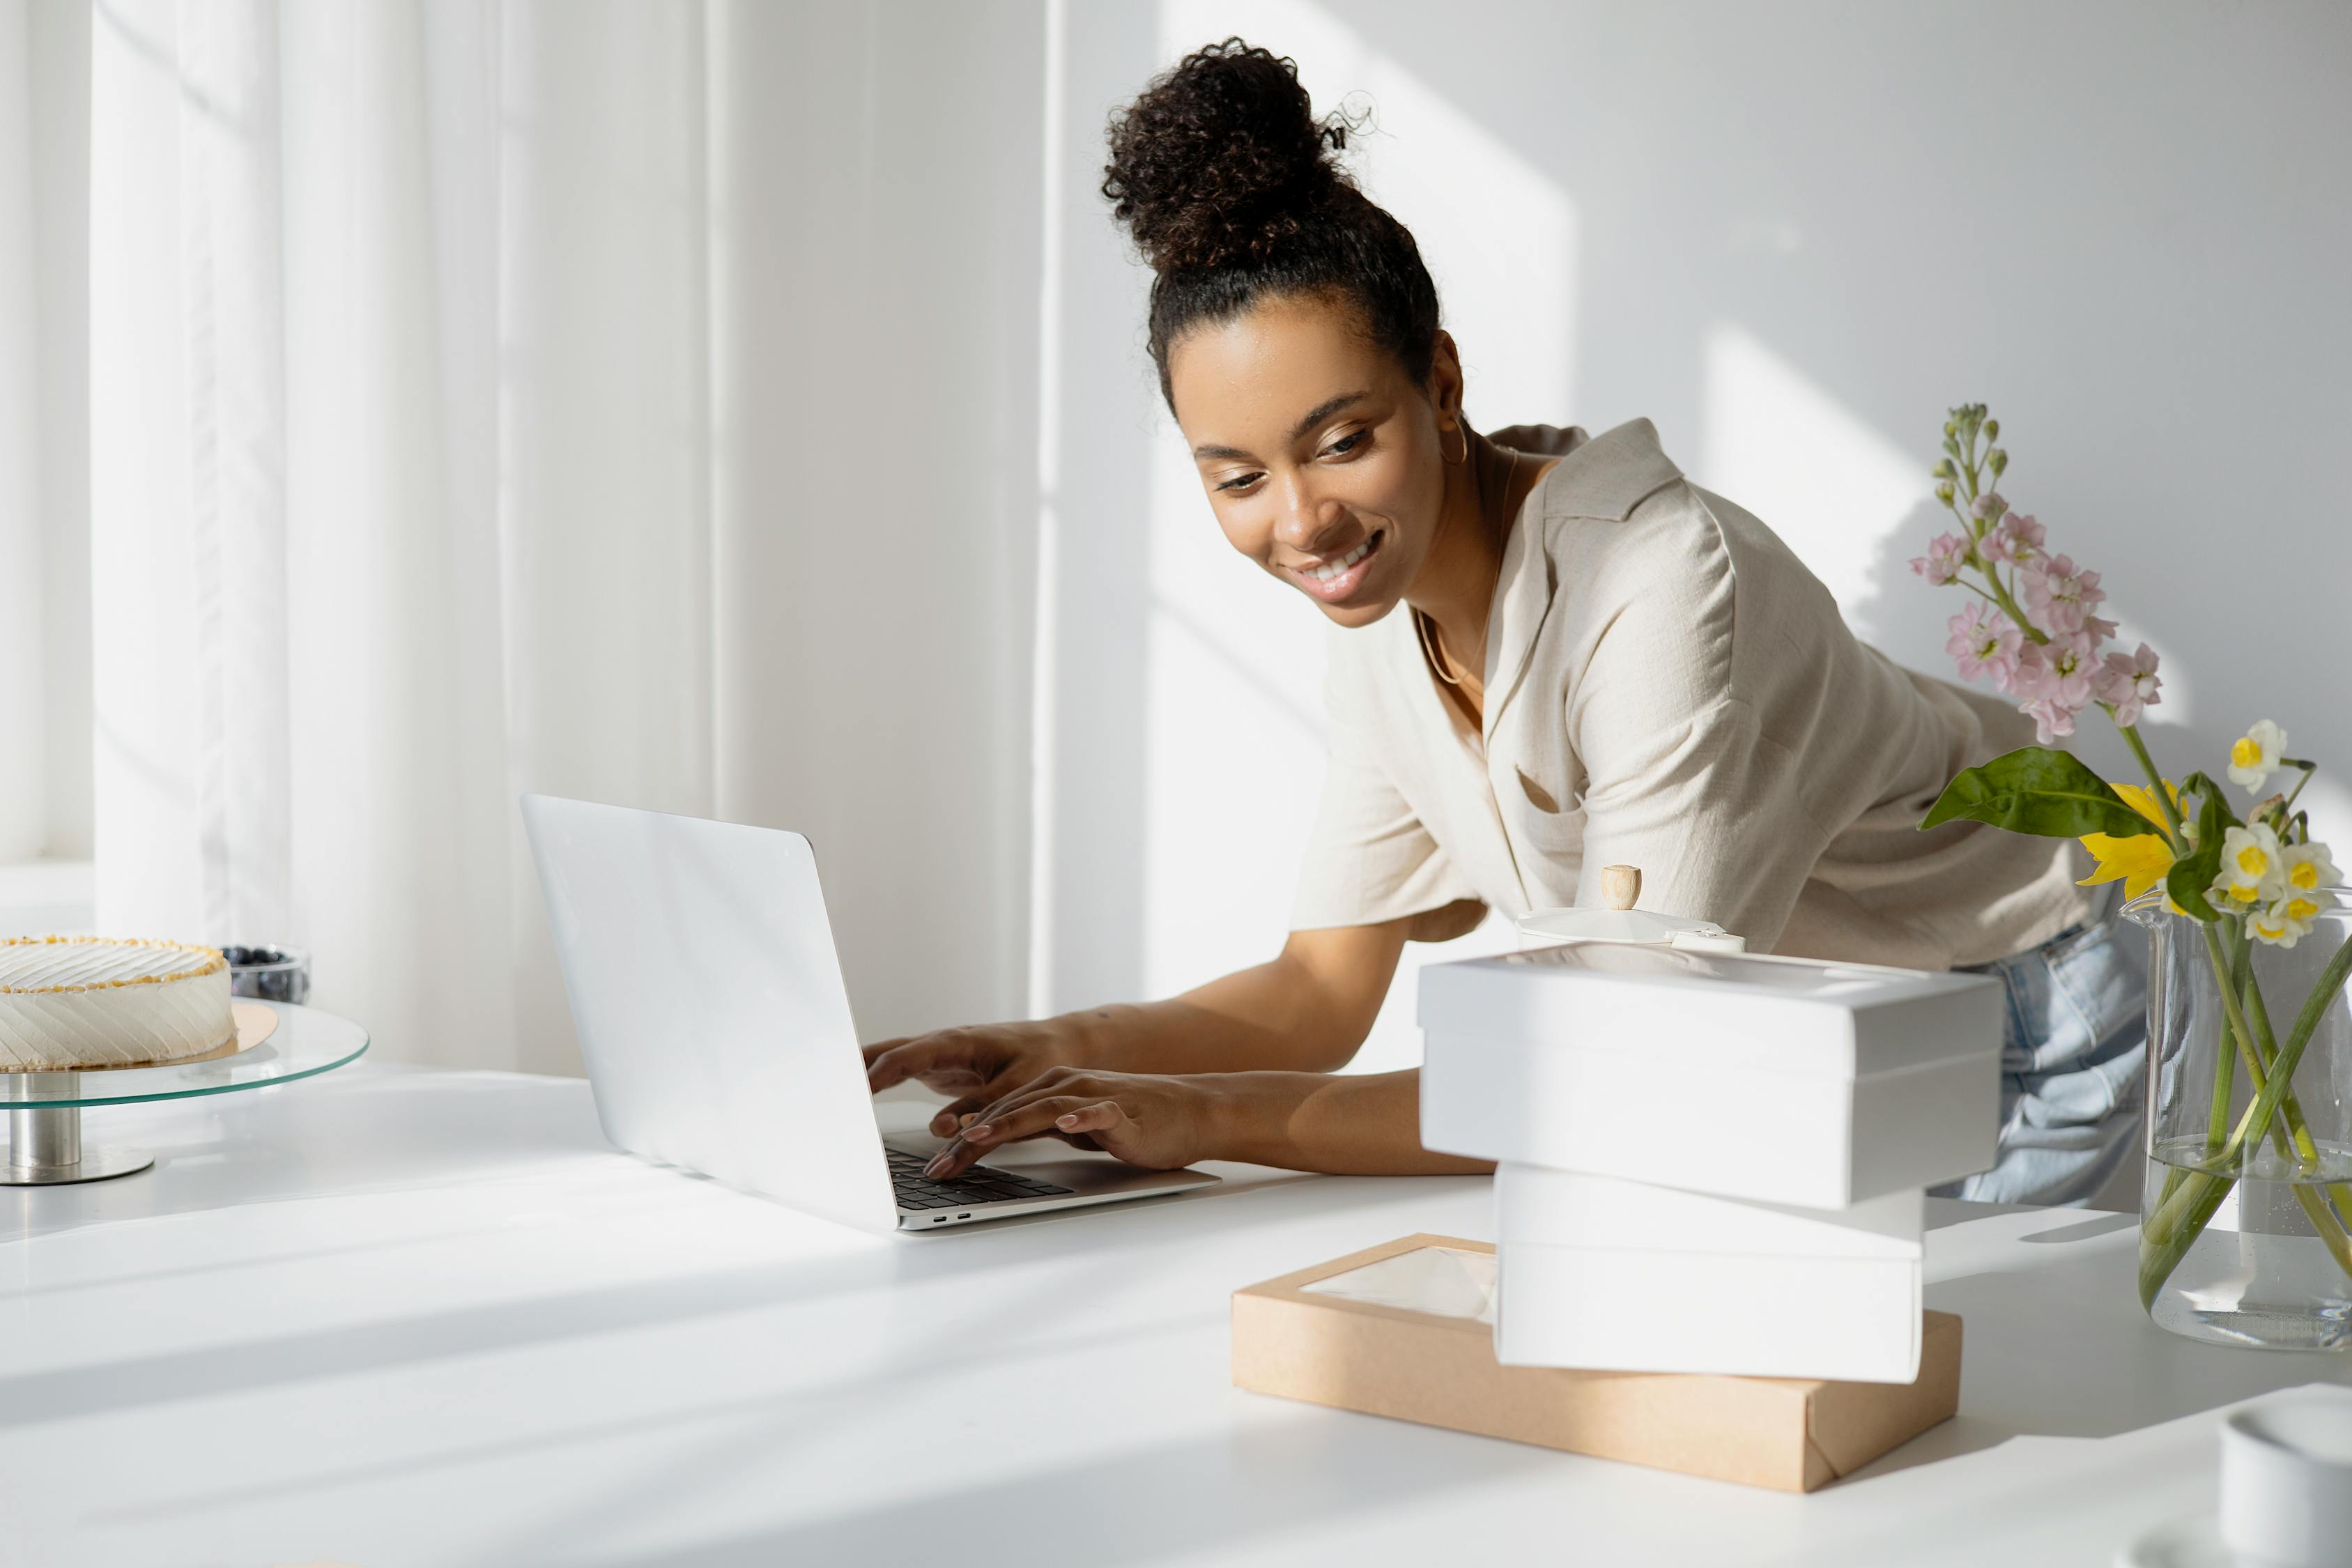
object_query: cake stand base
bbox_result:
[3,1102,154,1185]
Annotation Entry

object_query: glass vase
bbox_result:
[2129,887,2352,1350]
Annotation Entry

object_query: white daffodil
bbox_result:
[2249,903,2301,947]
[2282,839,2342,896]
[2215,822,2288,907]
[2252,889,2326,948]
[2229,720,2288,792]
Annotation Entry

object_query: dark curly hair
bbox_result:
[1102,39,1442,410]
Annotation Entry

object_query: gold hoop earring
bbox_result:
[1442,421,1468,465]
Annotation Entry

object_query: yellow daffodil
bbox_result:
[2079,827,2175,901]
[2114,780,2181,832]
[2229,720,2287,792]
[2080,778,2181,903]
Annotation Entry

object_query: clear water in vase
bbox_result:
[2142,1135,2352,1351]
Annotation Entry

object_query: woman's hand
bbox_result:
[864,921,1413,1144]
[926,1066,1496,1178]
[921,1066,1221,1178]
[862,1020,1094,1140]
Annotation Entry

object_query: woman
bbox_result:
[866,40,2146,1207]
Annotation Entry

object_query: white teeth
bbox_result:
[1305,536,1375,583]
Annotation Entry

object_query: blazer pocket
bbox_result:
[1511,766,1587,860]
[1516,767,1565,815]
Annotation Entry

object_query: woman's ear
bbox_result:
[1428,329,1466,431]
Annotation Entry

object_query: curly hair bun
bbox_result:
[1103,38,1353,273]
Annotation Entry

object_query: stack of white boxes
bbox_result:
[1419,937,2006,1383]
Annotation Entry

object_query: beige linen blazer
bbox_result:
[1289,417,2097,969]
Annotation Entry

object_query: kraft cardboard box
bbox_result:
[1231,1233,1961,1493]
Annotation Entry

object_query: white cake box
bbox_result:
[1492,1163,1926,1383]
[1420,941,2004,1206]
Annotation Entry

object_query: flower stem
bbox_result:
[1976,570,2050,647]
[2119,725,2181,837]
[2202,939,2244,1160]
[2213,930,2352,1170]
[2240,965,2352,1273]
[2284,761,2315,815]
[2141,1167,2235,1309]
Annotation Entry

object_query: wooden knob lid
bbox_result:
[1599,864,1642,912]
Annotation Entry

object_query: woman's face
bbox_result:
[1167,293,1460,629]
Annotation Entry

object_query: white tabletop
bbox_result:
[2,1063,2346,1568]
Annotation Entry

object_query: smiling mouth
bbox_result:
[1289,529,1385,600]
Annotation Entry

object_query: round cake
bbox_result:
[0,937,238,1070]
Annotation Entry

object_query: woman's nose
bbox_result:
[1272,477,1339,552]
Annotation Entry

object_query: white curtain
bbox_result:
[83,0,1047,1072]
[1,0,93,867]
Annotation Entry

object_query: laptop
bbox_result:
[521,794,1219,1233]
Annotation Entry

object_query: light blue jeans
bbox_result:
[1932,884,2150,1208]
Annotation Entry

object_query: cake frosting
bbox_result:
[0,937,238,1070]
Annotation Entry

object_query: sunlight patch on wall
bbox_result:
[1136,0,1576,1047]
[2293,776,2351,853]
[2109,630,2193,727]
[1155,0,1576,424]
[1698,324,2200,728]
[1138,416,1330,1003]
[1700,323,1921,633]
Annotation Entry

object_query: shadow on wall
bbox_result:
[1045,0,2351,1016]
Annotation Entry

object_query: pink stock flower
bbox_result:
[2013,629,2099,744]
[2093,642,2163,726]
[2022,693,2082,744]
[1946,601,2023,691]
[2013,628,2098,708]
[1979,512,2046,567]
[1969,490,2008,521]
[2022,553,2107,634]
[1909,532,1970,587]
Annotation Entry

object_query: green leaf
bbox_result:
[2165,780,2234,923]
[2167,841,2224,921]
[2178,771,2242,832]
[1919,747,2158,838]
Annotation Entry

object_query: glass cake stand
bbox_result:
[0,1001,369,1185]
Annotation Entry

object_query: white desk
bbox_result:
[1,1064,2344,1567]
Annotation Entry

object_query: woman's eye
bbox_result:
[1322,431,1367,459]
[1215,472,1263,493]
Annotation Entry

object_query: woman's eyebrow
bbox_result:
[1190,390,1371,461]
[1286,390,1369,442]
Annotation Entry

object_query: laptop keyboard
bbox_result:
[886,1146,1075,1211]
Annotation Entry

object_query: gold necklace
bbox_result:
[1417,608,1463,686]
[1417,446,1519,689]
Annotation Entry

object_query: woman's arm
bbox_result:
[922,1064,1492,1179]
[1091,919,1413,1073]
[863,918,1413,1137]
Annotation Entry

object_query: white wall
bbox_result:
[1040,1,2352,1063]
[708,1,1047,1052]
